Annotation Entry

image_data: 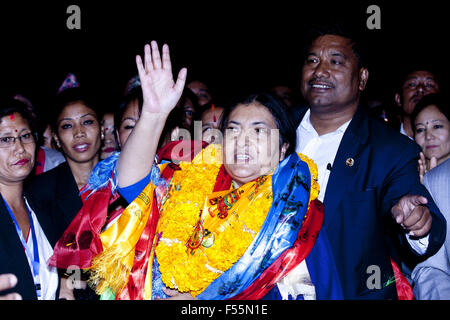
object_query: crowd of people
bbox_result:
[0,25,448,300]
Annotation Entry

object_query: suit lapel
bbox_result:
[23,193,58,247]
[322,107,370,227]
[295,106,371,227]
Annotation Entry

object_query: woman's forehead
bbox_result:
[123,100,140,117]
[0,113,30,132]
[228,103,277,126]
[417,105,447,121]
[59,102,97,119]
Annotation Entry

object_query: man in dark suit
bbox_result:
[291,26,446,299]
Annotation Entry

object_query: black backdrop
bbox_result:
[2,0,448,116]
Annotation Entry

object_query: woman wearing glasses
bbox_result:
[0,98,59,300]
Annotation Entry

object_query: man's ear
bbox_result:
[359,68,369,91]
[394,93,402,107]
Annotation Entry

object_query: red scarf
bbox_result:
[48,184,119,269]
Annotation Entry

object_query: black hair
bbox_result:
[114,84,144,133]
[0,98,39,141]
[178,88,200,128]
[411,93,449,132]
[303,23,367,70]
[220,92,297,156]
[53,87,100,132]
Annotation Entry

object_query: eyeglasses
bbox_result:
[0,132,36,148]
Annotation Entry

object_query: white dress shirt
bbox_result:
[296,109,351,202]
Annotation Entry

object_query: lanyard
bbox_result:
[3,197,41,298]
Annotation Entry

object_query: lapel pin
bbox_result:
[346,158,355,167]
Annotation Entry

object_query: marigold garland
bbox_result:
[298,153,320,207]
[154,145,320,296]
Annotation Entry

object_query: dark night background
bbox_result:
[2,0,448,117]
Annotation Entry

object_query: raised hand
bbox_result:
[136,41,187,115]
[118,41,187,187]
[391,195,432,237]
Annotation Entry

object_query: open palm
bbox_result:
[136,41,187,115]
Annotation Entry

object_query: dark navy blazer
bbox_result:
[291,105,447,299]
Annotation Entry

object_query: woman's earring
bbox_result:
[101,132,105,140]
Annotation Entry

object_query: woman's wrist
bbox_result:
[139,108,171,125]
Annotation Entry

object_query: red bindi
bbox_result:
[9,114,15,121]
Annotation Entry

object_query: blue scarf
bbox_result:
[197,152,343,299]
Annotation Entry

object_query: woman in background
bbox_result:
[25,87,104,300]
[193,102,225,144]
[100,112,119,160]
[411,93,450,183]
[411,93,450,299]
